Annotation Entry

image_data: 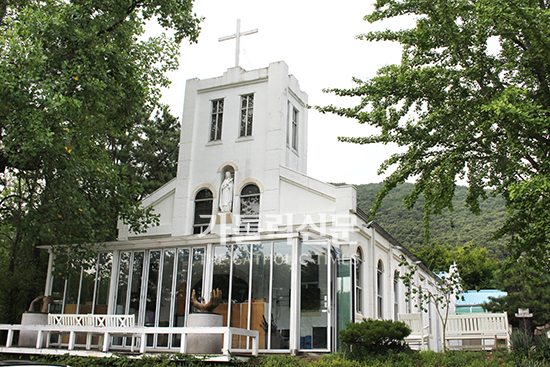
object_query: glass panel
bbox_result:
[190,248,205,309]
[271,241,292,350]
[157,250,175,347]
[146,251,161,346]
[172,249,190,348]
[94,252,112,314]
[337,260,351,350]
[146,251,160,326]
[115,252,130,314]
[231,244,251,348]
[79,259,97,314]
[210,115,217,141]
[300,243,328,350]
[64,272,80,314]
[113,251,130,346]
[129,252,144,322]
[212,245,231,324]
[194,196,213,224]
[50,275,65,314]
[247,113,253,135]
[251,243,271,349]
[240,113,246,136]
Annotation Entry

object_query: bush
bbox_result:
[339,318,412,359]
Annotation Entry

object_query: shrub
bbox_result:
[339,318,411,359]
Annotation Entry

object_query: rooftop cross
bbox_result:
[218,19,258,67]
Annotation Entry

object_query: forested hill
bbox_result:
[354,183,509,259]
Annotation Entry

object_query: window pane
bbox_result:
[115,252,130,315]
[64,272,80,314]
[190,248,204,307]
[129,252,144,322]
[146,251,161,327]
[79,259,96,314]
[94,252,112,314]
[271,241,292,350]
[157,250,175,347]
[231,244,251,348]
[212,245,231,324]
[251,243,271,349]
[337,260,351,350]
[300,243,328,350]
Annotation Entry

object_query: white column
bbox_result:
[289,236,301,354]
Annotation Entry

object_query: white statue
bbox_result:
[219,171,234,212]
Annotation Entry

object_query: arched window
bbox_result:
[239,184,260,233]
[193,189,213,234]
[354,247,363,314]
[394,270,399,321]
[377,260,384,319]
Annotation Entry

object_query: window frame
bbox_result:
[377,260,384,319]
[239,183,260,233]
[193,188,213,234]
[239,94,254,137]
[291,107,299,150]
[354,247,363,315]
[210,99,224,141]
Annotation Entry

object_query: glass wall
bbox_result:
[49,239,337,352]
[210,240,293,351]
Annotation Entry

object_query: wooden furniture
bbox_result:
[443,313,510,350]
[398,313,430,351]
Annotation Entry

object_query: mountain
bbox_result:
[354,183,509,259]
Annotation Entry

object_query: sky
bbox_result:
[157,0,413,185]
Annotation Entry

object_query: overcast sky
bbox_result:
[158,0,413,185]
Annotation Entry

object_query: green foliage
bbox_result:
[413,242,499,290]
[0,0,199,322]
[30,353,225,367]
[356,183,508,259]
[484,258,550,328]
[5,351,519,367]
[318,0,550,269]
[339,318,412,358]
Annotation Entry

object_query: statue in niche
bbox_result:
[219,171,234,212]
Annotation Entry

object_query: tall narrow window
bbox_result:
[210,99,224,141]
[239,184,260,233]
[377,260,384,319]
[354,247,363,314]
[240,94,254,137]
[291,107,298,150]
[394,270,399,321]
[193,189,213,234]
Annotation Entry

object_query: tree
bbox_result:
[110,105,181,201]
[0,0,200,322]
[413,242,499,290]
[317,0,550,268]
[398,257,463,352]
[484,258,550,329]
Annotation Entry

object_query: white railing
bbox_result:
[0,316,259,356]
[48,314,135,328]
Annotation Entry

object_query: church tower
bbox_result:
[118,61,309,239]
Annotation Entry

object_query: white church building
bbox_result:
[44,61,443,354]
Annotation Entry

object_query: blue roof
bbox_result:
[457,289,507,306]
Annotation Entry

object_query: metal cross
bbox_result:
[218,19,258,67]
